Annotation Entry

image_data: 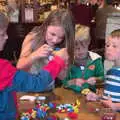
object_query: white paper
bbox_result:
[20,95,36,101]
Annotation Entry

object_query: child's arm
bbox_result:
[17,33,53,71]
[9,56,65,92]
[0,49,67,92]
[0,59,17,91]
[86,91,99,101]
[101,99,120,111]
[16,33,36,71]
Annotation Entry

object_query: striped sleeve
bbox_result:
[103,68,120,102]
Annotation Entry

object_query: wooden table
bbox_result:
[18,87,120,120]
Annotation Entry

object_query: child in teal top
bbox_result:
[62,24,104,93]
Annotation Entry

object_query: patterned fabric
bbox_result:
[103,67,120,102]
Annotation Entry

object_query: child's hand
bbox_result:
[31,44,53,60]
[68,79,75,86]
[58,67,68,80]
[100,93,118,111]
[75,78,85,86]
[101,97,117,110]
[100,99,117,111]
[68,78,85,86]
[101,99,112,108]
[87,77,96,85]
[86,92,98,101]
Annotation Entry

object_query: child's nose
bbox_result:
[52,37,58,43]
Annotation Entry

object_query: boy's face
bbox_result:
[0,28,8,51]
[75,41,89,60]
[105,36,120,61]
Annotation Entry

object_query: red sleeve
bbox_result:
[43,56,65,80]
[0,59,17,90]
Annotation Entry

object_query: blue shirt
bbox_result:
[103,67,120,102]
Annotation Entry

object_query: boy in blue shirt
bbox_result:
[87,29,120,111]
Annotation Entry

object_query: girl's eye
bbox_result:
[51,33,55,36]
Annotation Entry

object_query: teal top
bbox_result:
[62,51,104,93]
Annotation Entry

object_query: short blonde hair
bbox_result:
[110,29,120,39]
[75,24,90,44]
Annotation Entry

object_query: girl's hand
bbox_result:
[86,92,98,101]
[87,77,96,85]
[31,44,53,60]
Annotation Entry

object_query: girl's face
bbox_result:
[0,28,8,51]
[105,36,120,61]
[75,42,89,60]
[45,25,65,47]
